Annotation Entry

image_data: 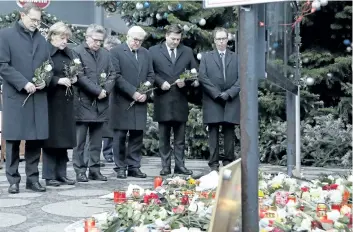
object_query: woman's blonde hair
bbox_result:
[47,22,72,41]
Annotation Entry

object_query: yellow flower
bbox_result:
[188,178,196,185]
[258,190,264,197]
[271,183,281,189]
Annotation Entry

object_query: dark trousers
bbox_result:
[5,140,42,184]
[208,123,236,169]
[113,130,143,170]
[158,121,186,169]
[42,148,69,180]
[102,138,113,159]
[73,122,103,174]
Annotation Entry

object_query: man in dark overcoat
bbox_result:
[149,25,198,176]
[0,3,51,193]
[72,24,116,182]
[199,27,240,172]
[110,26,154,179]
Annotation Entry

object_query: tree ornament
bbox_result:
[319,0,328,6]
[228,33,234,41]
[311,0,320,9]
[176,3,182,10]
[163,12,168,19]
[306,77,314,86]
[303,58,309,63]
[135,2,143,10]
[327,73,333,77]
[272,42,279,49]
[183,25,190,32]
[168,5,174,11]
[143,1,150,8]
[346,47,352,52]
[156,13,162,20]
[199,18,206,26]
[121,11,125,16]
[343,39,351,46]
[197,53,202,60]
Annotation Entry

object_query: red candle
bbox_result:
[114,190,126,204]
[331,204,341,211]
[154,176,163,189]
[84,218,96,232]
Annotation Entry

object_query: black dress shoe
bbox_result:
[57,177,76,185]
[8,184,19,194]
[76,173,88,182]
[45,179,61,187]
[160,168,171,176]
[174,167,193,175]
[116,170,127,179]
[128,168,147,178]
[88,171,107,181]
[26,182,46,192]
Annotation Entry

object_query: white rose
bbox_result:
[190,68,197,74]
[144,81,151,86]
[73,58,81,64]
[347,175,353,182]
[158,208,168,220]
[100,73,107,78]
[188,203,198,213]
[45,64,52,72]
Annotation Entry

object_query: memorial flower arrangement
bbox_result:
[258,172,353,232]
[63,58,83,96]
[22,60,52,106]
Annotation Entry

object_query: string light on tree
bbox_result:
[346,47,352,52]
[143,2,150,8]
[199,18,206,26]
[168,5,173,11]
[156,13,162,20]
[306,77,315,86]
[176,3,182,10]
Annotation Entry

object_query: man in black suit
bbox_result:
[110,26,154,179]
[199,27,240,172]
[149,25,198,176]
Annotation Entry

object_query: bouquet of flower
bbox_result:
[63,58,83,96]
[179,68,198,81]
[22,60,52,106]
[126,81,154,110]
[92,71,115,106]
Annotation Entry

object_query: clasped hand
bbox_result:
[132,92,147,102]
[217,92,230,101]
[24,80,46,94]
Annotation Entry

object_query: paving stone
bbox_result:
[28,223,70,232]
[41,199,112,217]
[0,212,27,227]
[58,189,111,197]
[0,176,7,182]
[0,198,32,208]
[7,193,43,198]
[0,183,9,187]
[100,169,114,175]
[77,180,109,185]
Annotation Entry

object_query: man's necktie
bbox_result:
[170,49,176,64]
[132,50,138,61]
[220,52,226,81]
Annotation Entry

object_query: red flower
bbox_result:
[322,184,339,190]
[143,193,161,204]
[301,186,309,192]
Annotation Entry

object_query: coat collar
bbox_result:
[160,43,184,64]
[48,41,73,59]
[211,49,233,69]
[15,20,39,36]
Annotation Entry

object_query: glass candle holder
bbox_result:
[114,190,126,204]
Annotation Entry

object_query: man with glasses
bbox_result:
[110,26,154,179]
[72,24,116,182]
[0,3,51,193]
[199,27,240,172]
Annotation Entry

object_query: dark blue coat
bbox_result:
[0,21,51,140]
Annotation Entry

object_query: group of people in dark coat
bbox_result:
[0,3,240,194]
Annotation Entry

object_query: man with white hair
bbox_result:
[110,26,154,179]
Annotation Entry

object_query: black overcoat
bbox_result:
[0,21,51,140]
[149,43,198,122]
[43,43,77,149]
[110,43,154,131]
[72,43,115,123]
[199,49,240,124]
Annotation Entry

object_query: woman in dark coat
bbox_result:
[42,22,77,186]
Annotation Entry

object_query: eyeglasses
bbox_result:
[215,37,228,42]
[132,37,144,43]
[25,14,41,24]
[90,36,104,43]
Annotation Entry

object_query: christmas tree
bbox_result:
[96,1,238,57]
